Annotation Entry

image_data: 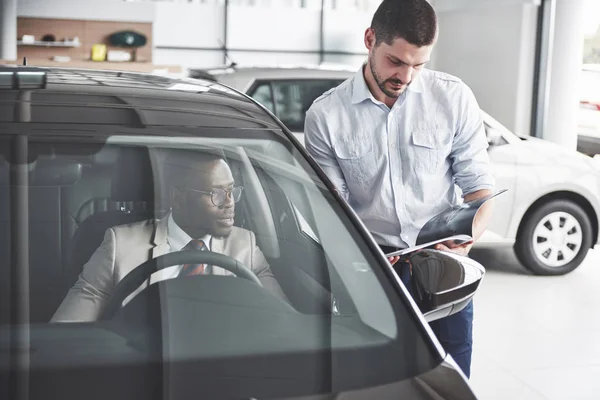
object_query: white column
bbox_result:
[0,0,17,61]
[429,0,540,136]
[543,0,586,148]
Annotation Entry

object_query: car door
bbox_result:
[481,121,518,242]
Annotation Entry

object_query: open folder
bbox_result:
[385,189,507,258]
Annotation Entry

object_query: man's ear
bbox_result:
[364,28,376,51]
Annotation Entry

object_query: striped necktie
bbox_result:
[179,239,209,276]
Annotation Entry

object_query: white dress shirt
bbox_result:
[157,212,212,280]
[305,66,495,248]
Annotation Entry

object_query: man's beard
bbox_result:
[369,54,409,98]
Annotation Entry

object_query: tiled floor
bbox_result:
[468,246,600,400]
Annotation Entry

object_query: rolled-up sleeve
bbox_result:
[450,85,496,195]
[305,106,350,201]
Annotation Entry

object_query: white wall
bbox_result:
[152,2,224,68]
[153,2,371,70]
[17,0,373,71]
[153,3,324,69]
[227,5,321,51]
[17,0,154,22]
[323,8,371,54]
[323,54,367,69]
[430,0,540,136]
[325,2,380,69]
[153,3,223,49]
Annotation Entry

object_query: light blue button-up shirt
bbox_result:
[305,66,495,248]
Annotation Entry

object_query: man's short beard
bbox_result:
[369,53,407,99]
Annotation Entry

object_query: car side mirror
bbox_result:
[408,250,485,322]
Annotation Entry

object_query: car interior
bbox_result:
[0,133,438,399]
[0,140,346,324]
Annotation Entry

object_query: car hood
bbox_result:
[512,136,598,171]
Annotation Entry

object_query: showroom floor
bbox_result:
[468,246,600,400]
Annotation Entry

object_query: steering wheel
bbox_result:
[100,250,262,320]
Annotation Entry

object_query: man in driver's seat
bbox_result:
[52,151,288,322]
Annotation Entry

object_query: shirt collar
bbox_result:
[351,63,424,105]
[167,212,211,251]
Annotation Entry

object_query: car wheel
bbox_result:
[515,200,593,275]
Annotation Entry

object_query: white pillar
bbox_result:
[429,0,540,137]
[0,0,17,61]
[543,0,586,148]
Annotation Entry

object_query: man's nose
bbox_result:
[222,191,235,208]
[396,66,413,84]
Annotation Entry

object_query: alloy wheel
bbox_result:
[532,211,583,268]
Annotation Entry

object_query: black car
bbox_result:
[0,66,483,400]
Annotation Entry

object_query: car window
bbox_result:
[249,82,274,112]
[0,127,439,399]
[250,79,344,131]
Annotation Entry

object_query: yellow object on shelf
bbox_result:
[91,44,107,62]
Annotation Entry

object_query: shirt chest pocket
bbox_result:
[333,141,379,188]
[411,129,445,174]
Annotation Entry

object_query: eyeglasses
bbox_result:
[183,185,243,207]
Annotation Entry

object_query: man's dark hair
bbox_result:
[370,0,438,47]
[162,149,225,192]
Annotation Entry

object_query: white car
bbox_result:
[192,65,600,275]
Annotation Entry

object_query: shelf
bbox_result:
[17,40,81,48]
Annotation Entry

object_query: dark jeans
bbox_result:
[380,246,473,378]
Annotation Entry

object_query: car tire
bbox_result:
[515,200,593,275]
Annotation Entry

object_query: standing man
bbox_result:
[304,0,494,378]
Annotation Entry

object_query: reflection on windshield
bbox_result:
[0,131,440,398]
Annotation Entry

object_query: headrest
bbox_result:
[0,158,82,186]
[110,146,155,203]
[91,146,119,166]
[31,158,82,186]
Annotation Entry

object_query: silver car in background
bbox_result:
[192,65,600,276]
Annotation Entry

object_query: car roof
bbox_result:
[206,64,356,75]
[193,64,355,90]
[190,63,356,82]
[0,66,280,130]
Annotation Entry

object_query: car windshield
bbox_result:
[0,125,439,399]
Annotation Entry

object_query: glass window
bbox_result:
[0,126,438,399]
[251,80,343,132]
[249,82,274,113]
